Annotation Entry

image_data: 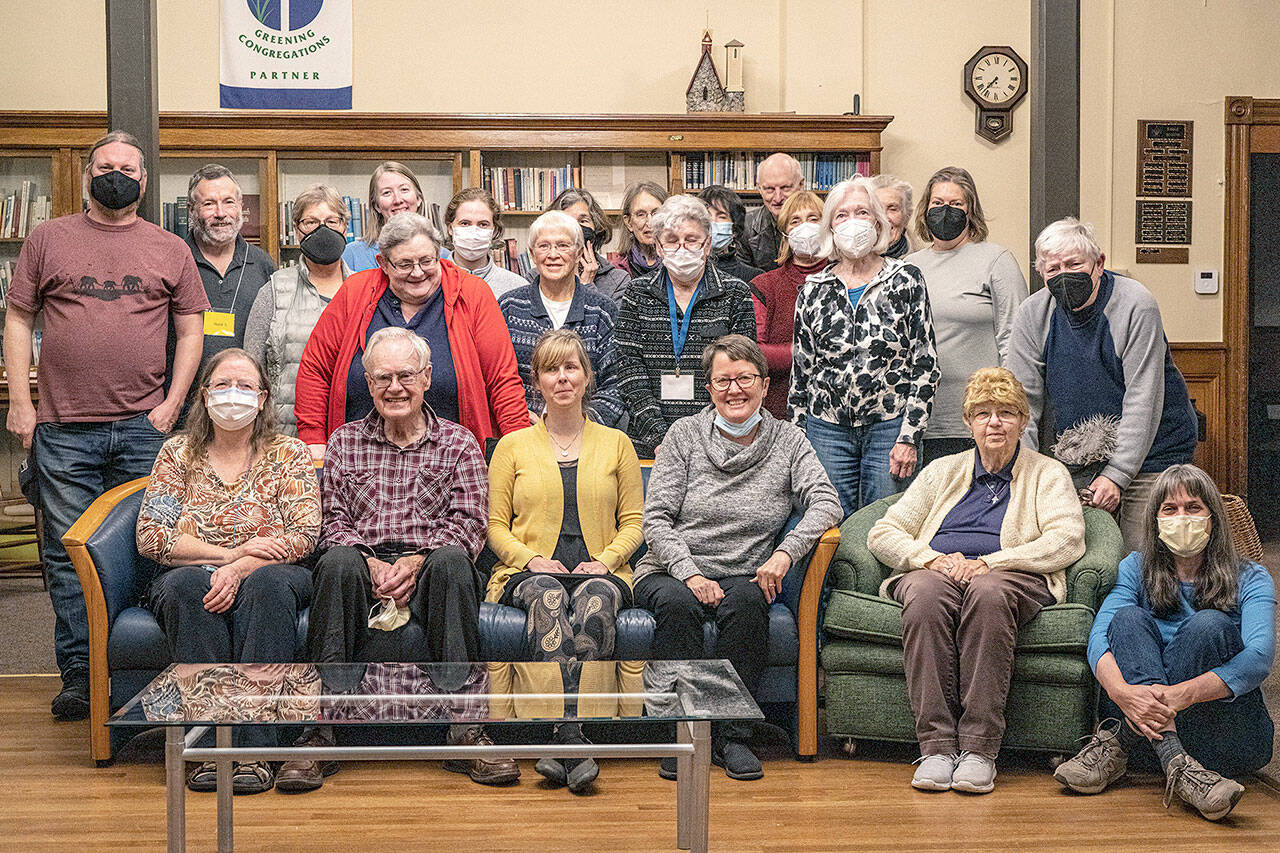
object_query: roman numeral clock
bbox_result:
[964,46,1028,143]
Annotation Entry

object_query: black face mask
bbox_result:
[299,224,347,265]
[90,170,141,210]
[1046,271,1097,312]
[580,224,601,250]
[925,205,968,242]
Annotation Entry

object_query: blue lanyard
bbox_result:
[666,272,701,371]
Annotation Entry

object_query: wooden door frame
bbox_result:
[1224,96,1280,496]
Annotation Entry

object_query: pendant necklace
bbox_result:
[548,424,584,458]
[983,479,1006,505]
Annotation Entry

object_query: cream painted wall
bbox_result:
[6,1,1279,342]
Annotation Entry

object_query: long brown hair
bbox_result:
[1139,464,1241,618]
[183,349,278,462]
[913,165,989,244]
[617,181,669,256]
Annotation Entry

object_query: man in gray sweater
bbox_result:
[633,335,843,781]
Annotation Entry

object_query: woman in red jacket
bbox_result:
[295,211,529,457]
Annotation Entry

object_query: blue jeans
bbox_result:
[34,412,168,678]
[805,415,909,519]
[1104,605,1274,777]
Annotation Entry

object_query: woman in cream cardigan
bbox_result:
[867,366,1085,795]
[487,328,644,793]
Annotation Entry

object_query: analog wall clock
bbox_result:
[964,46,1029,143]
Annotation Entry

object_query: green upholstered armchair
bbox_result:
[820,493,1124,755]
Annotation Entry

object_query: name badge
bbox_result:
[660,371,695,401]
[203,310,236,337]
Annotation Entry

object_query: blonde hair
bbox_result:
[913,166,989,244]
[774,190,825,265]
[961,367,1030,422]
[530,329,596,414]
[365,161,425,245]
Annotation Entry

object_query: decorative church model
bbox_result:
[686,31,745,113]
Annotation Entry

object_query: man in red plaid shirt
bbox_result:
[281,327,519,792]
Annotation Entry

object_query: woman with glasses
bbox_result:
[244,185,351,435]
[614,194,756,457]
[790,176,939,518]
[634,334,842,781]
[866,367,1085,795]
[499,210,625,427]
[607,181,669,279]
[295,211,528,457]
[137,348,322,795]
[545,187,632,303]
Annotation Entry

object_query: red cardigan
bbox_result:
[750,258,828,419]
[294,261,529,446]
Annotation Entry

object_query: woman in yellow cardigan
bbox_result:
[487,328,644,792]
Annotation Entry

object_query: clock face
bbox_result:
[970,53,1023,105]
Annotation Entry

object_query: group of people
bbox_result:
[5,133,1272,818]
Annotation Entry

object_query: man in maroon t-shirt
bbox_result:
[3,131,209,721]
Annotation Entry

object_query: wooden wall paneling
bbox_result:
[452,152,463,195]
[1224,97,1253,495]
[1171,343,1228,489]
[260,152,278,261]
[468,150,482,189]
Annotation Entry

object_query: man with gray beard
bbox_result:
[184,164,276,364]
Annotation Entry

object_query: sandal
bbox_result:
[232,761,275,795]
[186,761,218,792]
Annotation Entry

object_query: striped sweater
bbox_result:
[614,262,757,455]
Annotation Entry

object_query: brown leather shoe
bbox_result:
[276,731,340,793]
[443,725,520,785]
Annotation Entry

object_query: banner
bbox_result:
[220,0,352,109]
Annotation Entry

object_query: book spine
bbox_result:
[176,198,188,239]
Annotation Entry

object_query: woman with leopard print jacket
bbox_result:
[789,176,940,518]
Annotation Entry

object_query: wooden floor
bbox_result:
[3,675,1278,852]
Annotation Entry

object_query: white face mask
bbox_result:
[1157,514,1211,557]
[206,387,261,431]
[786,221,822,258]
[833,218,877,259]
[451,225,494,262]
[661,246,707,282]
[368,597,410,632]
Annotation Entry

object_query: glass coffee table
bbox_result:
[109,660,762,853]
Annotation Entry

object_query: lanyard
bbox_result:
[666,272,700,373]
[214,241,249,313]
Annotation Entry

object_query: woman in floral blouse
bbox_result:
[789,176,940,518]
[137,347,321,795]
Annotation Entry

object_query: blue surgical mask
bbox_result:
[710,221,734,251]
[715,406,763,437]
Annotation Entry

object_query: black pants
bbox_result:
[149,562,311,747]
[307,545,484,664]
[634,573,768,741]
[921,437,974,468]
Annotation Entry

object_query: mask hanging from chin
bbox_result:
[714,405,763,438]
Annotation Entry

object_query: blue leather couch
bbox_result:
[64,470,839,765]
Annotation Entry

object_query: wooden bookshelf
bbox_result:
[0,111,892,262]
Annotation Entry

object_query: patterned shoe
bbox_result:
[1163,754,1245,821]
[1054,718,1129,794]
[911,753,958,791]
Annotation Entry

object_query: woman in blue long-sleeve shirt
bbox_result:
[1053,464,1275,821]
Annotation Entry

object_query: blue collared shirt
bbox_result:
[928,447,1018,559]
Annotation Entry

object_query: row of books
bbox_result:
[682,152,873,192]
[1,183,51,239]
[0,260,14,308]
[162,195,263,240]
[482,166,579,212]
[489,240,534,278]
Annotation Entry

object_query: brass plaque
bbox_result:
[1135,246,1190,264]
[1136,120,1193,197]
[1136,199,1192,245]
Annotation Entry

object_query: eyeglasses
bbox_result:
[387,256,439,274]
[532,241,578,255]
[208,380,262,393]
[298,217,346,231]
[659,236,708,252]
[708,374,762,392]
[368,368,426,389]
[970,408,1021,423]
[627,209,659,223]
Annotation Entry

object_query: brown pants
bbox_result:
[892,569,1056,757]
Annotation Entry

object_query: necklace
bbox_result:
[983,478,1007,505]
[547,423,585,458]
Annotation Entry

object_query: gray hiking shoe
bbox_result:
[951,751,997,793]
[911,753,958,791]
[1054,718,1129,794]
[1163,753,1245,821]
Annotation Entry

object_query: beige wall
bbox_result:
[5,1,1279,342]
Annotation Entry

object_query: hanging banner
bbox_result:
[220,0,352,109]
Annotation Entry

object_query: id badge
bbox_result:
[660,371,695,401]
[203,310,235,337]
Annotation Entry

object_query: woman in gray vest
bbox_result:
[244,184,352,435]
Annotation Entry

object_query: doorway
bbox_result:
[1248,152,1280,536]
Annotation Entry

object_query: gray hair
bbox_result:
[85,131,146,174]
[187,164,243,208]
[868,174,913,220]
[648,194,712,246]
[818,177,893,260]
[377,211,442,257]
[1034,217,1103,274]
[362,327,431,372]
[528,210,584,254]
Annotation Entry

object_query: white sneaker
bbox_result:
[951,751,997,793]
[911,753,958,791]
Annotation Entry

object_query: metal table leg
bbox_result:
[216,726,233,852]
[165,726,186,853]
[676,721,691,849]
[689,721,711,853]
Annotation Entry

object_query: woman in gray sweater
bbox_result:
[633,334,843,782]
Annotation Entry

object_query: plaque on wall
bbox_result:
[1136,200,1192,245]
[1136,120,1193,197]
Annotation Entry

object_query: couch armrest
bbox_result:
[61,477,149,765]
[827,495,900,594]
[1064,506,1124,611]
[796,526,840,760]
